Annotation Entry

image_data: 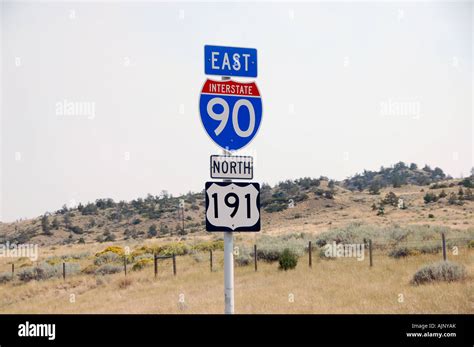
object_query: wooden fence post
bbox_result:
[369,240,373,267]
[124,257,127,276]
[172,254,177,276]
[63,262,66,281]
[309,241,312,268]
[442,233,447,261]
[154,255,158,278]
[210,250,213,272]
[12,263,14,279]
[254,244,258,272]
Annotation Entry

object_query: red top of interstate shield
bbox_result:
[201,79,260,97]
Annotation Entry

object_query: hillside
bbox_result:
[0,163,473,247]
[343,162,450,191]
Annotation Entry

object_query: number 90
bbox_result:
[207,97,255,137]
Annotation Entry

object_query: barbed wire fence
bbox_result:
[0,234,472,283]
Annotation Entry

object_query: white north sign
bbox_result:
[210,155,253,180]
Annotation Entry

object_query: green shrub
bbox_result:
[192,240,224,252]
[69,252,90,260]
[191,252,206,263]
[424,193,438,204]
[388,247,412,258]
[132,258,153,271]
[45,256,63,266]
[16,262,79,282]
[17,264,59,282]
[95,264,122,276]
[257,235,306,262]
[148,224,158,237]
[155,242,189,256]
[131,246,152,258]
[69,226,84,234]
[46,252,90,266]
[315,223,381,247]
[382,192,399,206]
[235,246,252,266]
[324,190,334,199]
[465,188,474,201]
[368,182,381,195]
[102,231,116,242]
[408,225,449,241]
[264,202,287,213]
[448,193,463,205]
[387,227,410,242]
[468,240,474,248]
[135,243,189,257]
[0,272,12,284]
[278,249,298,271]
[389,243,442,258]
[133,254,154,262]
[63,263,81,276]
[81,203,98,215]
[430,183,448,190]
[459,177,473,188]
[411,261,466,285]
[418,244,442,254]
[17,267,38,282]
[376,205,385,216]
[94,251,120,266]
[315,224,469,252]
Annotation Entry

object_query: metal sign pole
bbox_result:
[224,230,234,314]
[202,46,261,314]
[221,76,234,314]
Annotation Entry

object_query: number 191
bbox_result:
[211,192,251,218]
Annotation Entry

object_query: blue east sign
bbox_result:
[204,45,257,78]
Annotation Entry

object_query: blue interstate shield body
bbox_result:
[199,79,262,151]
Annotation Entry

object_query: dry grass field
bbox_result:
[0,245,472,314]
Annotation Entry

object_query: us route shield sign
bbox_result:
[199,79,262,151]
[205,181,260,232]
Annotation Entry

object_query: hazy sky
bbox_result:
[1,1,472,222]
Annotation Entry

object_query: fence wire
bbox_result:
[0,234,472,282]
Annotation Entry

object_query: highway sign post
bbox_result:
[200,45,261,314]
